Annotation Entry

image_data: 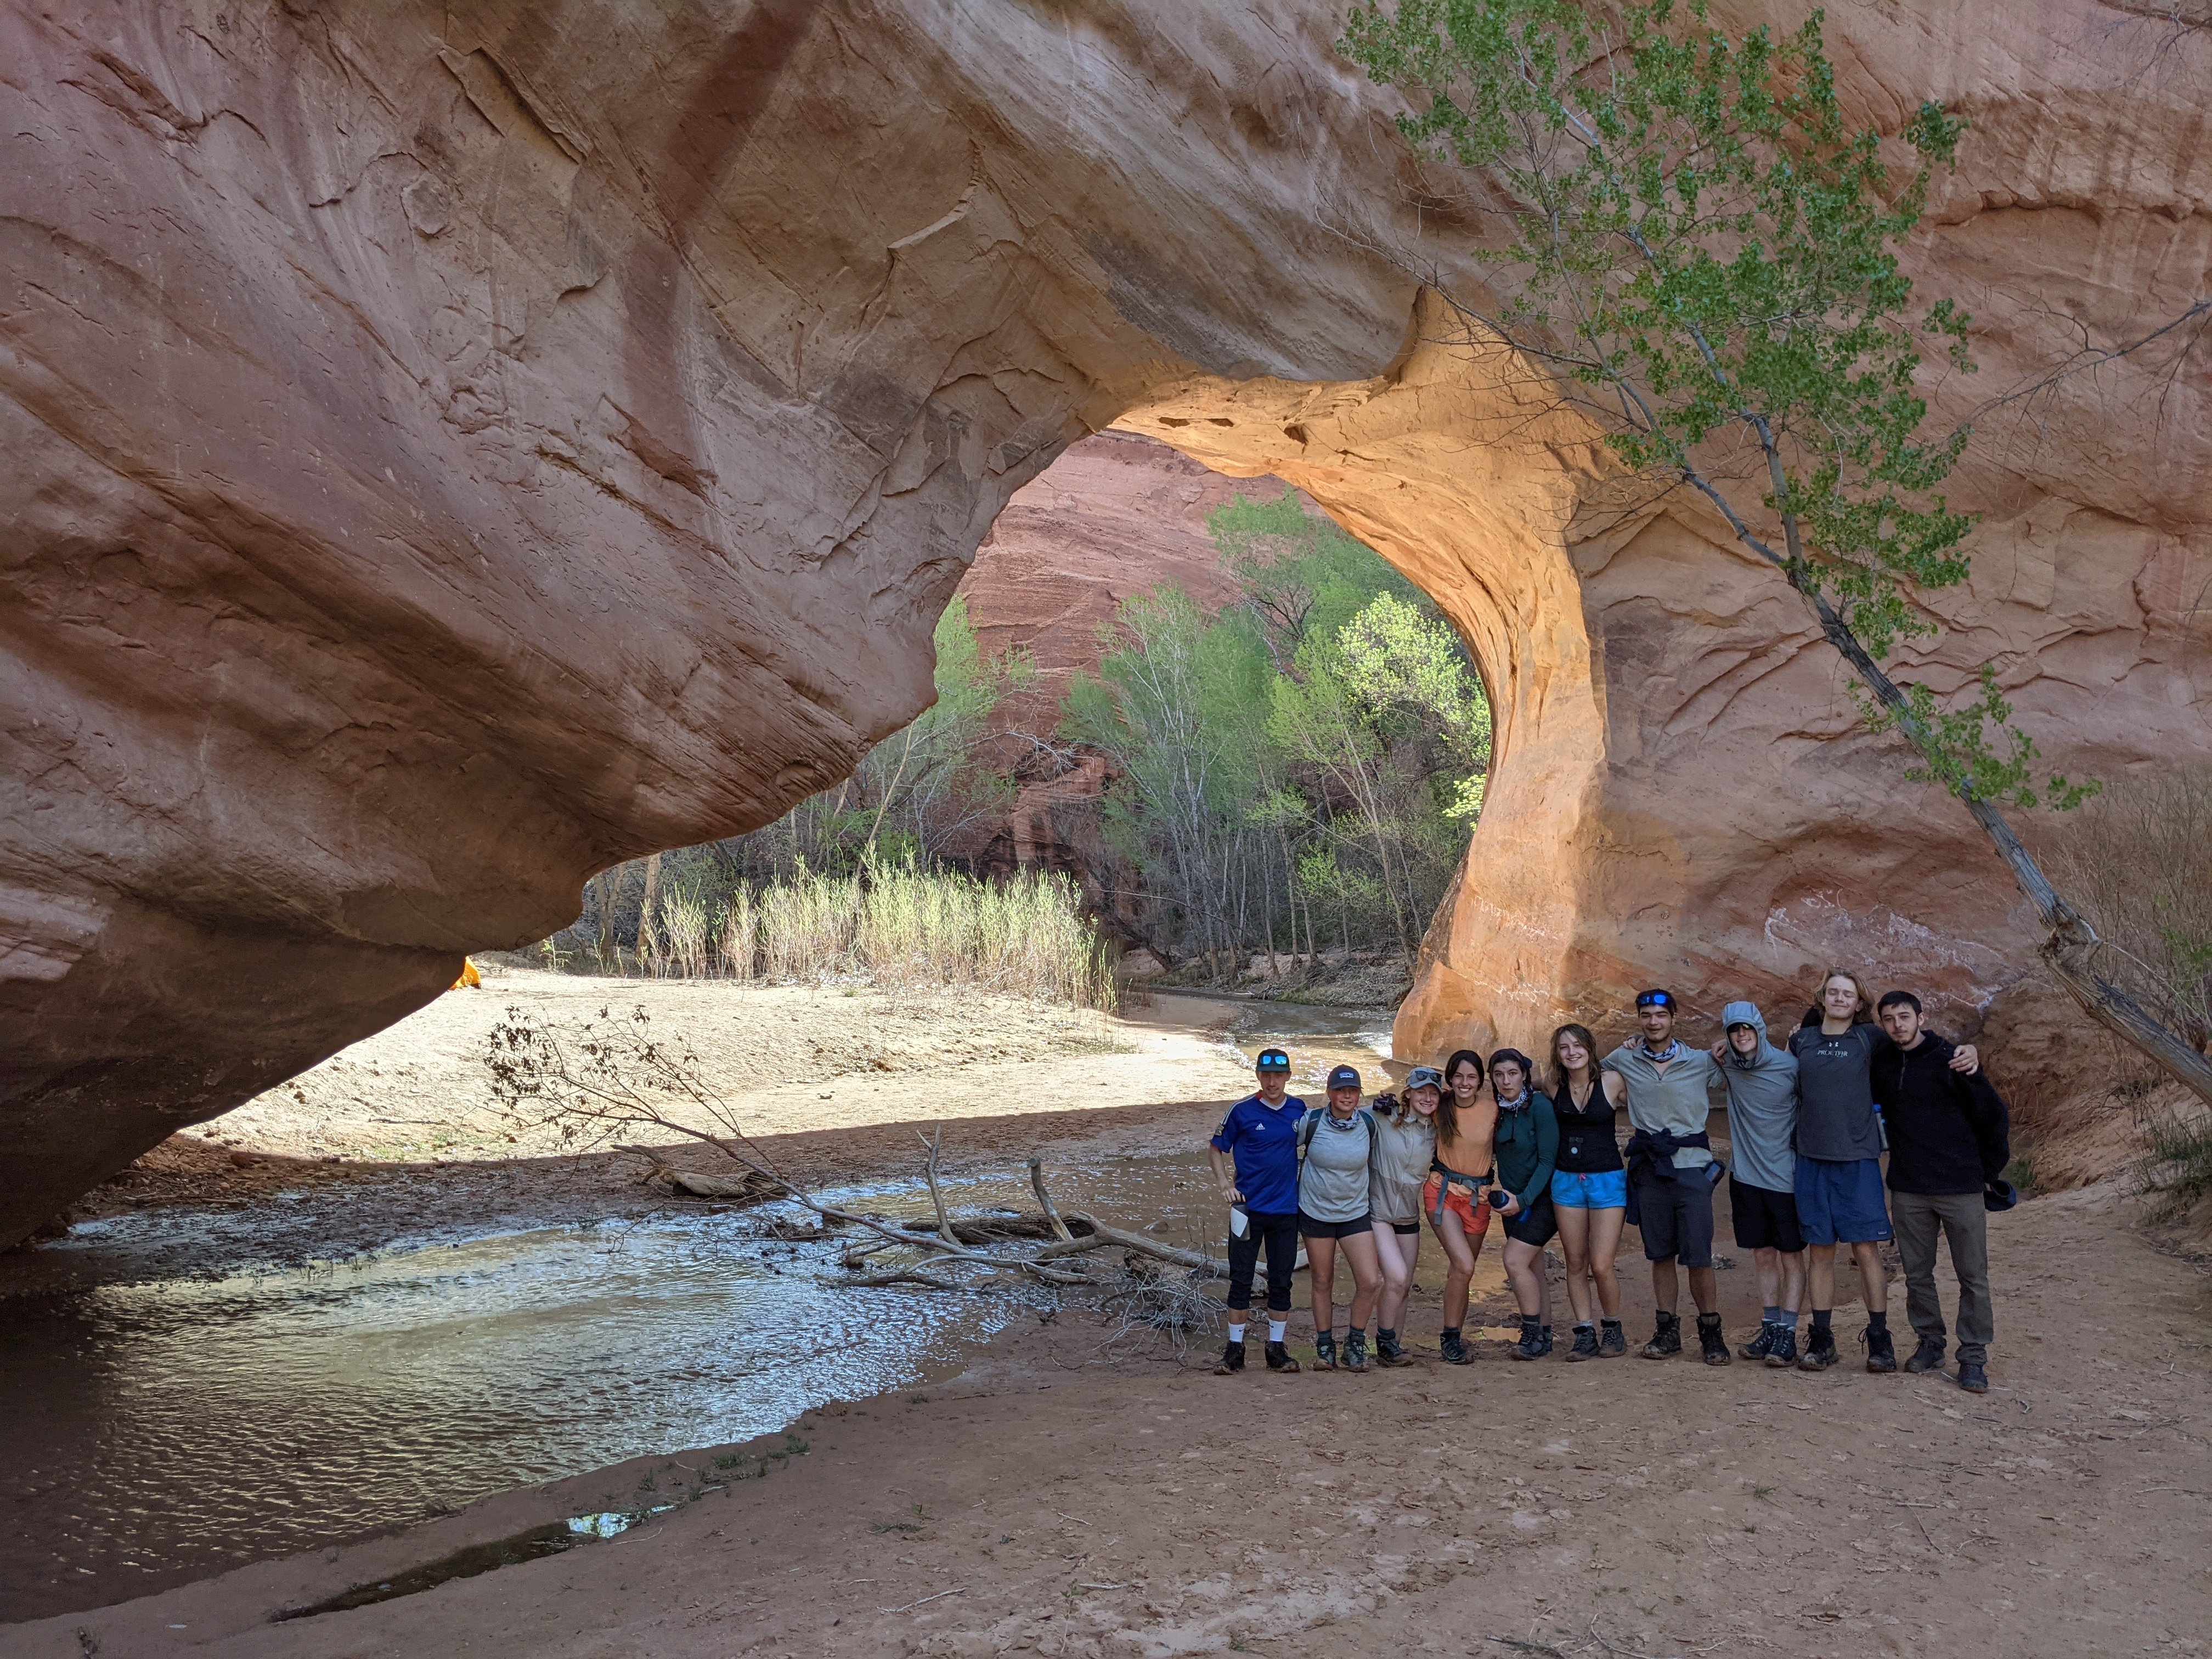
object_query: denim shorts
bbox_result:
[1551,1167,1628,1210]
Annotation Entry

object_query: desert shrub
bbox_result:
[2136,1108,2212,1221]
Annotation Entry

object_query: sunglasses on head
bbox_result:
[1635,991,1674,1009]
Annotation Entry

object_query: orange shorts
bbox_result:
[1424,1172,1492,1239]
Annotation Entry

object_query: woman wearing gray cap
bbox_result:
[1297,1063,1384,1372]
[1368,1065,1442,1367]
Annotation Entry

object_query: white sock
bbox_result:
[1268,1319,1288,1342]
[1227,1322,1246,1344]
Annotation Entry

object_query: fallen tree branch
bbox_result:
[1041,1214,1226,1278]
[1029,1156,1076,1241]
[847,1268,962,1290]
[919,1127,960,1248]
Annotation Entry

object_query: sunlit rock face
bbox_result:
[1,0,2205,1241]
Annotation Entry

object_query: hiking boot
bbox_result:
[1374,1329,1410,1368]
[1538,1324,1555,1357]
[1438,1328,1471,1365]
[1641,1310,1682,1359]
[1797,1330,1841,1370]
[1863,1323,1898,1374]
[1697,1311,1732,1366]
[1904,1335,1948,1375]
[1738,1322,1777,1362]
[1508,1318,1544,1361]
[1957,1360,1989,1395]
[1342,1330,1369,1373]
[1263,1340,1300,1373]
[1565,1325,1600,1362]
[1764,1325,1799,1367]
[1598,1318,1627,1358]
[1312,1332,1339,1372]
[1213,1340,1246,1375]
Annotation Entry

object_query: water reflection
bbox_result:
[0,1155,1244,1622]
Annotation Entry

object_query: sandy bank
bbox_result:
[14,1177,2209,1658]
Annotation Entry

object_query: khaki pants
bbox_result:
[1891,1189,1993,1364]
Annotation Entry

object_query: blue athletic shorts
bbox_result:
[1794,1155,1892,1245]
[1551,1167,1628,1209]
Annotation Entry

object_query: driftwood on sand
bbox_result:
[484,1005,1225,1297]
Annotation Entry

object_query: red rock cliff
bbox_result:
[1,2,2205,1243]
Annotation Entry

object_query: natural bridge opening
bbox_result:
[520,420,1503,1028]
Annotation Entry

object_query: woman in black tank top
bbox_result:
[1549,1024,1628,1359]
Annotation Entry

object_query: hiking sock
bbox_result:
[1575,1321,1595,1333]
[1867,1311,1889,1335]
[1812,1309,1833,1340]
[1268,1319,1288,1343]
[1763,1305,1781,1327]
[1227,1322,1246,1345]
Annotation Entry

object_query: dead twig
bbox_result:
[878,1587,966,1613]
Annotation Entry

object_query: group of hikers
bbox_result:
[1207,970,2014,1393]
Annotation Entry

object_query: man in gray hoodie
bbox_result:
[1717,1002,1807,1366]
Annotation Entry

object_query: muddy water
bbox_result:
[1158,990,1400,1090]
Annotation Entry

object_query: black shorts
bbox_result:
[1632,1169,1716,1267]
[1731,1181,1805,1253]
[1299,1212,1375,1239]
[1501,1193,1558,1248]
[1387,1220,1421,1237]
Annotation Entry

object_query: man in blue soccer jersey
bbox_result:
[1208,1047,1306,1374]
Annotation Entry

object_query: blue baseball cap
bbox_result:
[1255,1048,1291,1073]
[1326,1064,1362,1091]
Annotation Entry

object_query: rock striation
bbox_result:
[1,1,2207,1242]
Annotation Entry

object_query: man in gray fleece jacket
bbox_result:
[1718,1002,1807,1365]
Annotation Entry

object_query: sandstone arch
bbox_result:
[2,1,2206,1245]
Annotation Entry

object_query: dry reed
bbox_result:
[635,860,1117,1011]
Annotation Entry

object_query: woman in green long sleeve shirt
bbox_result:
[1488,1048,1561,1361]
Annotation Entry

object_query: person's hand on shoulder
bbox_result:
[1949,1043,1979,1074]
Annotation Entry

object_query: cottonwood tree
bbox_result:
[1338,0,2212,1105]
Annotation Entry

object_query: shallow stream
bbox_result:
[0,1002,1403,1623]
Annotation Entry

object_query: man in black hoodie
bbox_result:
[1874,991,2012,1395]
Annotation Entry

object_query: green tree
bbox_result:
[1340,0,2212,1106]
[1063,586,1280,969]
[1208,488,1424,669]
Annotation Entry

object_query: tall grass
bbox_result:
[614,859,1117,1011]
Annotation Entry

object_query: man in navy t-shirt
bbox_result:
[1208,1047,1305,1374]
